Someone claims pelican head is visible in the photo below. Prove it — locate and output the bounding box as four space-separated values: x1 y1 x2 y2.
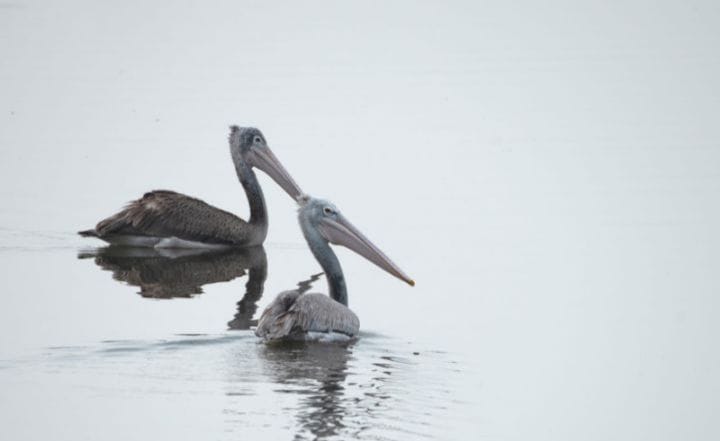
298 195 415 287
229 126 303 199
254 196 413 341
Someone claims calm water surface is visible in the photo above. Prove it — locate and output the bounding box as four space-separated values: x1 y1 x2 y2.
1 1 720 440
0 238 473 440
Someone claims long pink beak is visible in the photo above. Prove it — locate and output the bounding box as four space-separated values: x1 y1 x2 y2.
249 145 303 200
317 214 415 286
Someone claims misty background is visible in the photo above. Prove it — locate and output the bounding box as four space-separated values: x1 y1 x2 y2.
1 1 719 440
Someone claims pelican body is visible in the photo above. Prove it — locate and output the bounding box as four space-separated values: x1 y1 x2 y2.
255 196 414 342
79 127 301 248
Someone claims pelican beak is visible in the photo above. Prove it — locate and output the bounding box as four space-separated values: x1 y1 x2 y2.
249 146 303 200
317 214 415 286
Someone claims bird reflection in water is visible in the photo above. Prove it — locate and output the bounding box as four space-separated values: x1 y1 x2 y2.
260 342 353 439
80 248 416 439
78 246 267 329
257 337 403 440
253 271 393 439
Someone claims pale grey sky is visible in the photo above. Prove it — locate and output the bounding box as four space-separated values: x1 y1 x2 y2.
1 1 719 440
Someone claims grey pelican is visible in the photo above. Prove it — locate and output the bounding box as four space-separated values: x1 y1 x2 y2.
255 196 414 342
79 126 301 248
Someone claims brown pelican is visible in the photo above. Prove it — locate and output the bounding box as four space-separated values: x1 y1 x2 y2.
79 126 301 248
255 196 414 342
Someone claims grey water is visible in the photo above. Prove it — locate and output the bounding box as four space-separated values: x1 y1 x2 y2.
1 1 720 440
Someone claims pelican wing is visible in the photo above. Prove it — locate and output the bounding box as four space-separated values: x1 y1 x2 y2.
89 190 253 245
256 292 360 341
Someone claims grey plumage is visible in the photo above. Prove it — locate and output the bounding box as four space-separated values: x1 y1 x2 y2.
255 196 413 343
255 291 359 341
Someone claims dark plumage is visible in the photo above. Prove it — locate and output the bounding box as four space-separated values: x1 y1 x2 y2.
81 190 255 246
79 126 302 248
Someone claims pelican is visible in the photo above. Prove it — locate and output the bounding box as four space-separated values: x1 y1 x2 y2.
79 126 301 248
255 196 414 342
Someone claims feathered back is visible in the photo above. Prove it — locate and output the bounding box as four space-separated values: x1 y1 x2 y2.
93 190 256 245
255 292 360 341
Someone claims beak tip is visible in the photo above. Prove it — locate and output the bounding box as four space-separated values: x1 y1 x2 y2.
407 279 415 287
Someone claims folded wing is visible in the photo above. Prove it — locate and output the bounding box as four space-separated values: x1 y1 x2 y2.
84 190 253 246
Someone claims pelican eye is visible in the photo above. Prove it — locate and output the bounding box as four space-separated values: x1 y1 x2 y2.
323 207 334 215
253 136 262 144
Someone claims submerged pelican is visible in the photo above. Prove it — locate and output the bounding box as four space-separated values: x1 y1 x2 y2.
79 126 301 248
255 196 414 342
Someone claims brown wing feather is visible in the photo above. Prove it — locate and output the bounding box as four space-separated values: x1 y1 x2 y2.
256 292 360 341
94 190 253 245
